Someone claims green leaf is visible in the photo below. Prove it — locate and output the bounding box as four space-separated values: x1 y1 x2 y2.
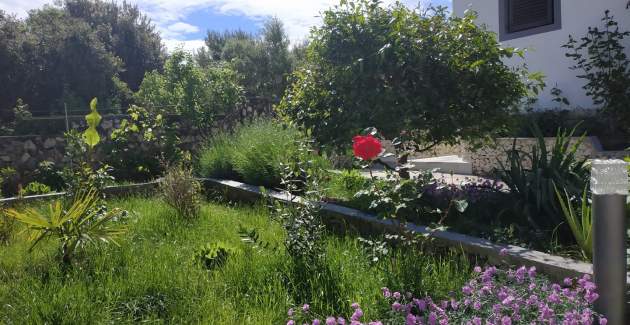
86 98 102 129
453 199 468 213
83 97 102 149
83 128 101 149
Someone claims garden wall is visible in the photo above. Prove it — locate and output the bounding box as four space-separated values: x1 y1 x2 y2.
413 136 627 175
0 97 272 173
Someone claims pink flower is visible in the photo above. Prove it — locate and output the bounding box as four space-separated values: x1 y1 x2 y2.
351 309 363 321
585 290 599 304
417 298 427 311
499 248 508 256
527 266 537 278
406 314 416 325
326 317 337 325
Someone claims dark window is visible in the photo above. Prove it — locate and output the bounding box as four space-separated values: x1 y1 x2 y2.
499 0 561 41
508 0 554 32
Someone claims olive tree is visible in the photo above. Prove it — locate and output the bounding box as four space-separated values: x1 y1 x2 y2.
277 0 541 149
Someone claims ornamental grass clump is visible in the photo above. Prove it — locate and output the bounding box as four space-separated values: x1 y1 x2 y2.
198 119 328 189
288 265 605 325
160 165 202 219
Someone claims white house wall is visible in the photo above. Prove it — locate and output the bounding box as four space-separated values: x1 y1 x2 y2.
452 0 630 110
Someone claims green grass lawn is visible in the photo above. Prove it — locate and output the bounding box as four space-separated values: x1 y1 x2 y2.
0 196 472 324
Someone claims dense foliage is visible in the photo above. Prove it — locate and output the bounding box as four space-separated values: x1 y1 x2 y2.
136 50 245 128
197 18 295 101
0 0 164 122
564 10 630 135
277 1 536 148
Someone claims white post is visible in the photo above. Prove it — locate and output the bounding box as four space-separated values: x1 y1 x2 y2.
591 159 627 325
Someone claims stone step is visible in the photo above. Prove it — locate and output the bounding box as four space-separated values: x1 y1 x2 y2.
408 155 473 175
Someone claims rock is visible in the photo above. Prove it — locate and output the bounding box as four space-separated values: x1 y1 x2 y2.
0 155 11 162
101 120 113 130
23 140 37 152
20 152 31 164
43 138 56 149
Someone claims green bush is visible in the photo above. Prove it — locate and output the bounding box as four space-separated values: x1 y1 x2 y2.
199 120 330 188
198 132 237 179
135 51 244 128
564 10 630 135
19 182 52 197
230 120 301 187
325 170 367 201
277 1 537 148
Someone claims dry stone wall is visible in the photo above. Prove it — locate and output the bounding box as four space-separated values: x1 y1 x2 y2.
0 97 272 173
412 136 626 175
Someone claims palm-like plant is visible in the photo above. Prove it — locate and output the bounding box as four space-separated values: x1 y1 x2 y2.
6 188 126 264
554 184 592 260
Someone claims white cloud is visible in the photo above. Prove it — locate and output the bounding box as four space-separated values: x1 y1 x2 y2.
159 21 201 41
0 0 49 17
167 22 200 34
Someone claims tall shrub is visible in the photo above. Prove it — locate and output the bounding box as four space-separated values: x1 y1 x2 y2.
564 10 630 134
277 1 538 148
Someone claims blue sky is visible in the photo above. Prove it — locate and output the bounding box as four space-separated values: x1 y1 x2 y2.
0 0 451 51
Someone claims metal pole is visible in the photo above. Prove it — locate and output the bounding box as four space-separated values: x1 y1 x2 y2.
591 159 627 325
64 102 69 133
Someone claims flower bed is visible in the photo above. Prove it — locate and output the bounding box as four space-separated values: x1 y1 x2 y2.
288 267 606 324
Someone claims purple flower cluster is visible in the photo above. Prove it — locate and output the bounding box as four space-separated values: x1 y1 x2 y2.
286 302 382 325
424 177 505 205
287 265 606 325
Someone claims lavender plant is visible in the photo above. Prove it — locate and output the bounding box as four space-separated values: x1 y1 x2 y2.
287 265 606 325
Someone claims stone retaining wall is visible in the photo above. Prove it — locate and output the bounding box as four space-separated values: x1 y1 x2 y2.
413 136 627 175
0 97 272 173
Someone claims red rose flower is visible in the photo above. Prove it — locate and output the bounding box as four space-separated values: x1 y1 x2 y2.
353 135 382 161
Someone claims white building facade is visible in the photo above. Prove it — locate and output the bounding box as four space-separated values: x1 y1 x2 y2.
452 0 630 110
